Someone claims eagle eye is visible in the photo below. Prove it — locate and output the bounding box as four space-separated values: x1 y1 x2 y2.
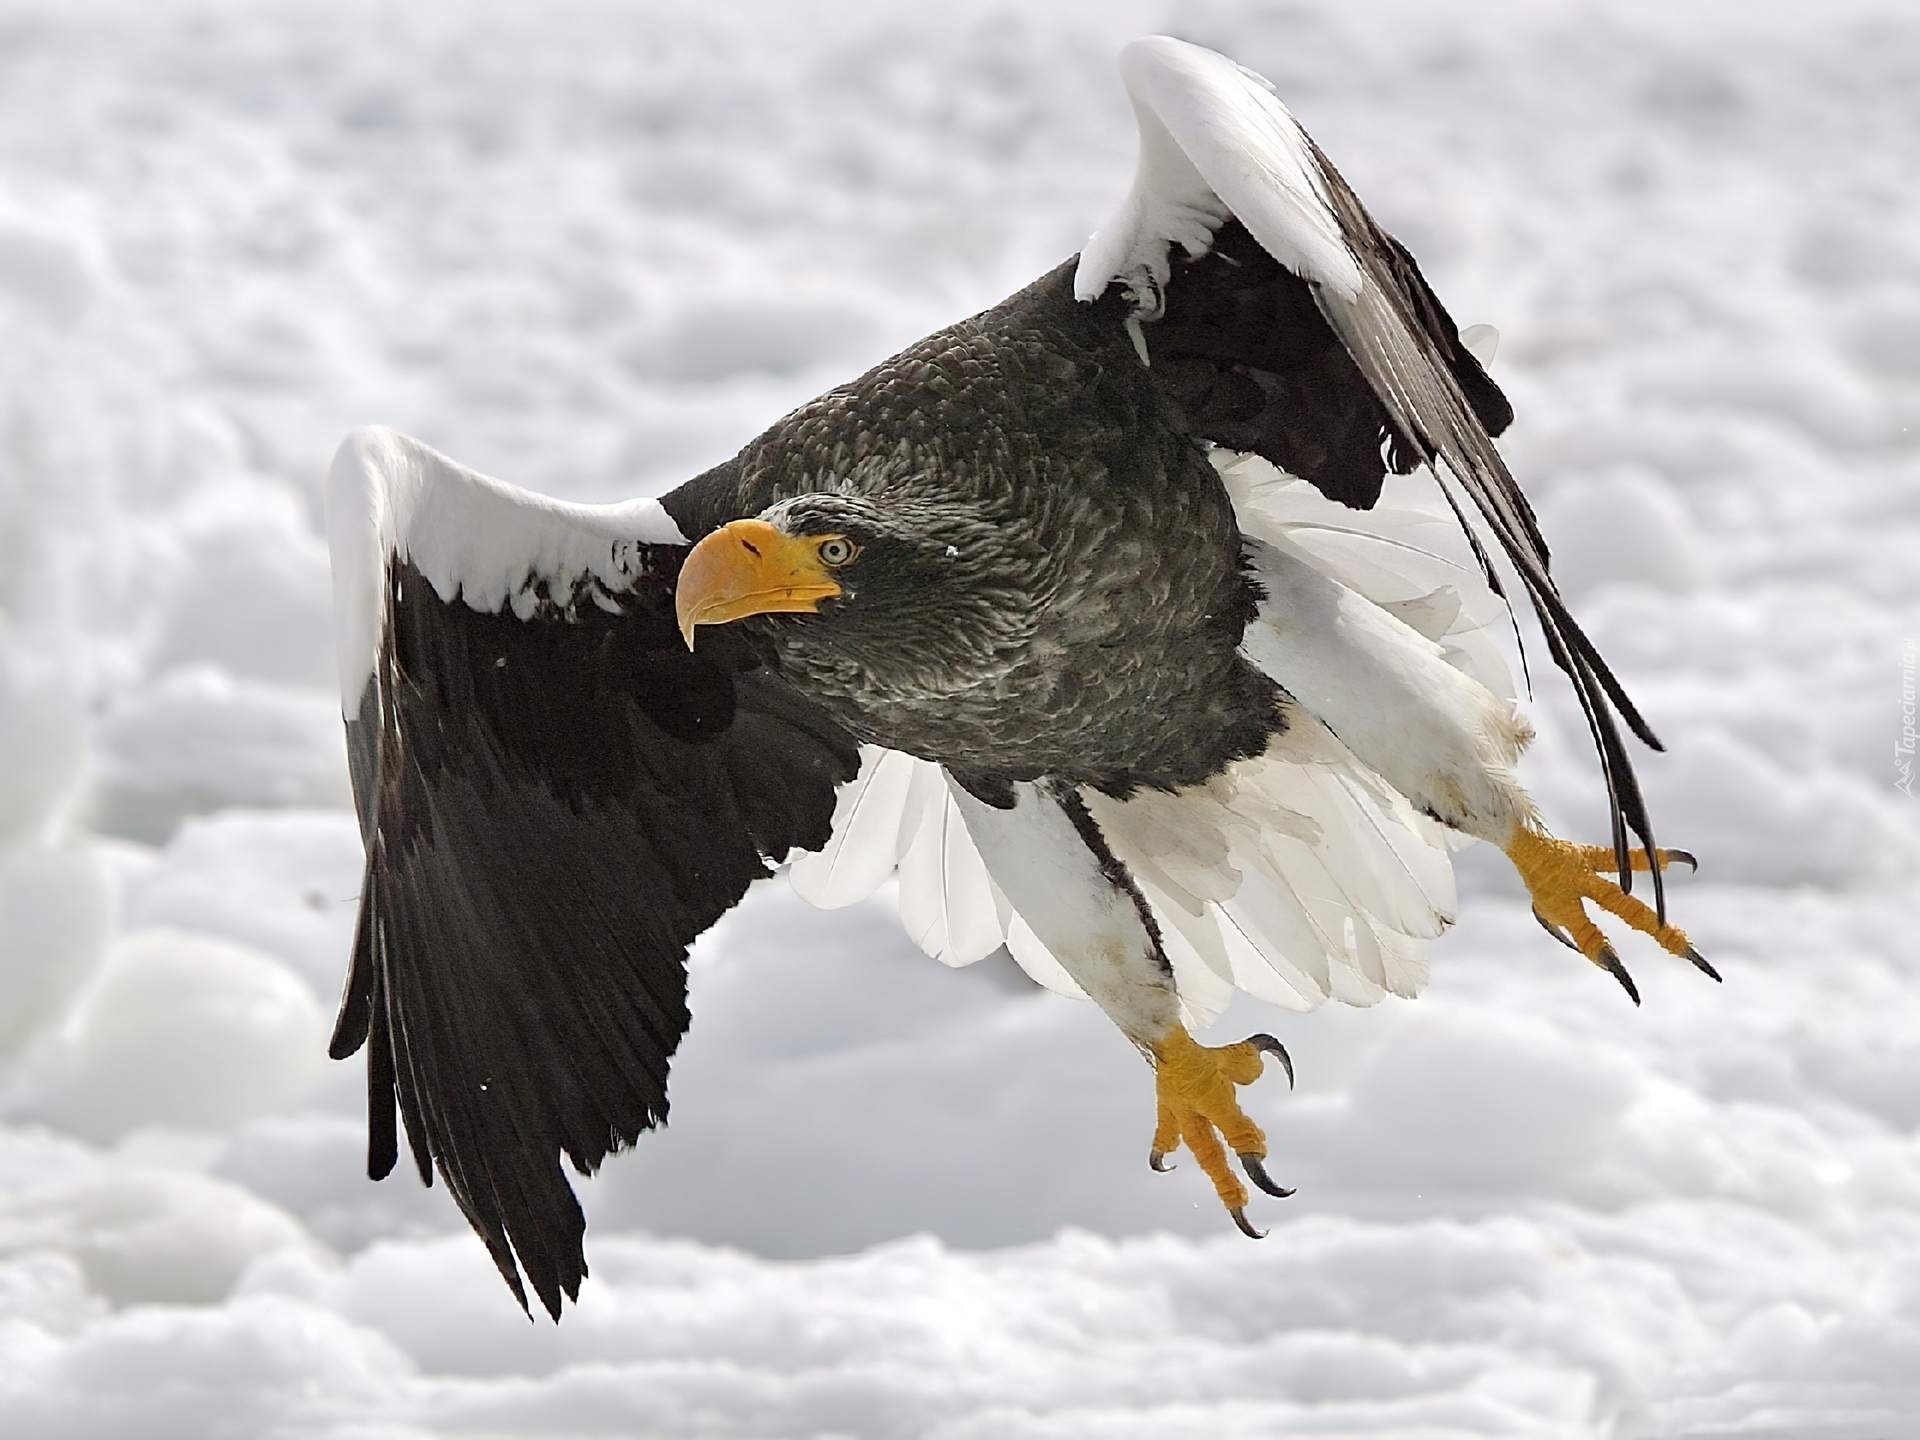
816 536 858 567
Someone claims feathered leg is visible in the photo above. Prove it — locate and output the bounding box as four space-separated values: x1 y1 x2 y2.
952 779 1297 1236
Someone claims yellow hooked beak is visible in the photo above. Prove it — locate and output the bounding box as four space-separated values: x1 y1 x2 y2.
675 519 845 649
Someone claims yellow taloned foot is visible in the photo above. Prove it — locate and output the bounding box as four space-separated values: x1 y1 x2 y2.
1504 826 1717 1004
1150 1025 1295 1238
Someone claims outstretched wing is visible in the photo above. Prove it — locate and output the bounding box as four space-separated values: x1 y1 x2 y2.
326 428 858 1318
1076 36 1667 913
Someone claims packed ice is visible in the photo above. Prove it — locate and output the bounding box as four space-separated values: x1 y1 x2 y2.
1 0 1917 1435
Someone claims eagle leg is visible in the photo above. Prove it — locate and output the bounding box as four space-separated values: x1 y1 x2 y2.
1149 1025 1295 1237
1505 828 1716 995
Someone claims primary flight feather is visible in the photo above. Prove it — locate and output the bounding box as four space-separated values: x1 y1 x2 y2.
326 37 1710 1320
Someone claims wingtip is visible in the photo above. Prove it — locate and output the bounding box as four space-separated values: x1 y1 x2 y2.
326 1027 367 1063
529 1255 586 1324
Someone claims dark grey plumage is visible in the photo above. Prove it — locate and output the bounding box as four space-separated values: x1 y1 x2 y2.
661 262 1283 802
658 242 1515 805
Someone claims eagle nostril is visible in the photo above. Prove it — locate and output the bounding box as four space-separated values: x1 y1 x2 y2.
741 539 760 557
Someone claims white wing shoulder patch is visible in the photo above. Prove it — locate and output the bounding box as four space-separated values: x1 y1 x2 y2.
326 426 686 712
1076 36 1362 305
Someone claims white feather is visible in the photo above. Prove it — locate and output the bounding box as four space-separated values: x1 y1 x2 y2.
1004 915 1090 1001
1237 826 1394 1008
1210 896 1325 1012
787 749 1025 973
789 746 920 908
1240 752 1454 942
897 779 1010 967
1138 877 1237 1030
950 782 1176 1044
795 729 1454 1020
792 748 1017 970
1374 925 1431 1001
890 758 947 945
1237 533 1532 844
1216 449 1517 700
1085 708 1456 1015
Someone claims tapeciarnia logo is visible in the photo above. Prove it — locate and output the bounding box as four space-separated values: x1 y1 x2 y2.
1899 638 1916 798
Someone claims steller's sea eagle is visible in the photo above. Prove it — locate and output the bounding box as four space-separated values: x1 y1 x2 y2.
325 37 1712 1319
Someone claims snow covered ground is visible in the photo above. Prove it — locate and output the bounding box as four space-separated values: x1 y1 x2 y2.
1 0 1918 1434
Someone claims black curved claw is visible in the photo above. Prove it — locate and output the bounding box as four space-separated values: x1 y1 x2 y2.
1533 908 1581 953
1664 848 1699 874
1230 1206 1268 1240
1683 944 1722 983
1596 943 1641 1005
1148 1149 1176 1173
1246 1033 1295 1089
1238 1152 1295 1199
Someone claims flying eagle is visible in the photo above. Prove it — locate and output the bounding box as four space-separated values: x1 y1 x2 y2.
325 37 1711 1319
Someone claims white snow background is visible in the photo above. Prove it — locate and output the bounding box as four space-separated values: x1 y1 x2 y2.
1 0 1918 1435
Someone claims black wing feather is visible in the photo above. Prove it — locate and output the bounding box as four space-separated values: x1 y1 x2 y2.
333 555 858 1318
1143 189 1665 918
1301 144 1666 916
1147 217 1511 510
